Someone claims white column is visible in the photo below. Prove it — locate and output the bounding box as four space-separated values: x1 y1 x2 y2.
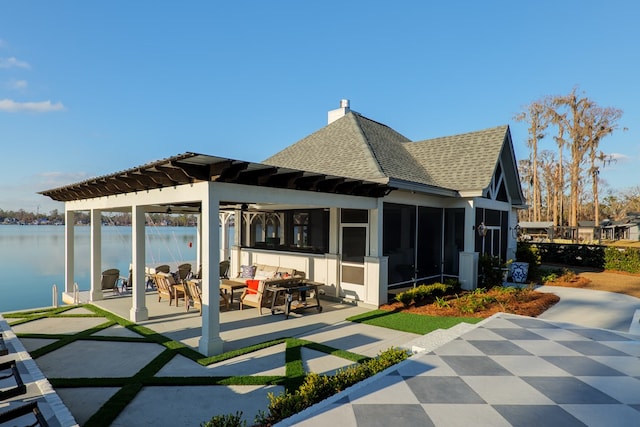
90 209 102 301
65 209 75 294
196 213 202 274
199 186 224 356
231 209 242 276
329 208 340 297
463 200 476 252
130 205 148 321
460 200 478 290
368 201 387 305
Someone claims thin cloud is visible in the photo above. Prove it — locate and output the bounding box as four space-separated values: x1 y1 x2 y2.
0 99 65 113
0 56 30 69
7 79 28 89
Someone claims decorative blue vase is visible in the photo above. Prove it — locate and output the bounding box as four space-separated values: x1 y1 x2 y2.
510 262 529 283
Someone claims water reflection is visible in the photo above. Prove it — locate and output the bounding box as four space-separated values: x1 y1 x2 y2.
0 225 198 312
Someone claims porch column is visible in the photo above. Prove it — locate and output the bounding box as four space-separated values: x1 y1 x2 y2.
130 205 148 321
328 208 340 298
90 209 102 301
196 214 202 275
199 186 224 356
459 201 478 290
231 208 242 276
368 201 387 306
64 209 75 294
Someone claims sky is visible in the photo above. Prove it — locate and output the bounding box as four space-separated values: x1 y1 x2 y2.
1 1 639 214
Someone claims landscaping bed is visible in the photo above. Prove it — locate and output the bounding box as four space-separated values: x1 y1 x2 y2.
381 286 560 318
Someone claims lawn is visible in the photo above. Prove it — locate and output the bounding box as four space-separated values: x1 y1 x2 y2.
346 310 482 334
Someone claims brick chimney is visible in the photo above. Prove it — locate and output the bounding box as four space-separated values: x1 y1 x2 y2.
327 99 350 124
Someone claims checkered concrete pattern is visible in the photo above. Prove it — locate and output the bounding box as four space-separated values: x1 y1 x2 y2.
288 313 640 427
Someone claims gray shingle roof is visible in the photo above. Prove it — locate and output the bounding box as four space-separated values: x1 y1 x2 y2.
264 112 510 194
406 125 509 191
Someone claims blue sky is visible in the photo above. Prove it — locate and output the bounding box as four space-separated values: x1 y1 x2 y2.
1 1 639 213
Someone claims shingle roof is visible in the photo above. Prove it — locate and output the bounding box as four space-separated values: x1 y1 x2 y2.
406 125 509 191
264 112 509 193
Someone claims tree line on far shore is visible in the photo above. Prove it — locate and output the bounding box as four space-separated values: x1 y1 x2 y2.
0 208 198 226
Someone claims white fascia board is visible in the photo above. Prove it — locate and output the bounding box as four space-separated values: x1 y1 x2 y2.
458 189 485 198
64 181 379 212
387 179 458 197
212 182 378 209
64 181 209 212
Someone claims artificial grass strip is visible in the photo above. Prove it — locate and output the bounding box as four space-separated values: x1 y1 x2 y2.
2 306 76 318
347 310 482 334
84 382 143 427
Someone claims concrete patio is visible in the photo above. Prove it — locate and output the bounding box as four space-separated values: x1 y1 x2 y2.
2 285 640 426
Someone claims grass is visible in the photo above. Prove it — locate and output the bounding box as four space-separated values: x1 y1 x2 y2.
346 310 482 334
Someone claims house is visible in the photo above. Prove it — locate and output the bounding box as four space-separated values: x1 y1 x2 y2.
518 221 554 242
601 214 640 241
40 100 526 356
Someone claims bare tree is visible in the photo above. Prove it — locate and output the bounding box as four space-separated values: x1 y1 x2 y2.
518 159 533 221
538 150 557 221
549 88 622 228
515 100 548 222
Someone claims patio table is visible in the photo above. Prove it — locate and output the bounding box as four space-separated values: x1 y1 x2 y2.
220 279 248 305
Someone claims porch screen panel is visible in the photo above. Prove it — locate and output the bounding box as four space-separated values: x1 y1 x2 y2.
417 207 442 282
342 227 366 263
443 208 464 276
383 203 416 286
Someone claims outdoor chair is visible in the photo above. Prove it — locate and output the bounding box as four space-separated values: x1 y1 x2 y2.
164 272 188 307
119 265 133 293
153 273 177 305
101 269 120 295
219 260 230 279
154 264 171 274
177 263 192 281
146 264 170 290
239 279 275 314
185 280 229 315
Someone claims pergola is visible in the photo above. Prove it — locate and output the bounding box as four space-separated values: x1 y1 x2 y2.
41 152 392 356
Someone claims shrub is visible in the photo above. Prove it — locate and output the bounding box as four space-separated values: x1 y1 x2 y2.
201 411 246 427
257 348 409 425
478 254 504 288
395 290 415 306
394 283 453 306
604 246 640 273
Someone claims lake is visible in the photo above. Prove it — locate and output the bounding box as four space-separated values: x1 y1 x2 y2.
0 225 202 313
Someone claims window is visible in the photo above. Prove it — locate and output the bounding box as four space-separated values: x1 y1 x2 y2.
241 209 329 253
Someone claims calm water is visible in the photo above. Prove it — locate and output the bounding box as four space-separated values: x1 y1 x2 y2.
0 225 200 313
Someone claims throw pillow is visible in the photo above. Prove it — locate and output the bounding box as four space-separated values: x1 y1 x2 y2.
246 279 260 294
240 265 256 279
